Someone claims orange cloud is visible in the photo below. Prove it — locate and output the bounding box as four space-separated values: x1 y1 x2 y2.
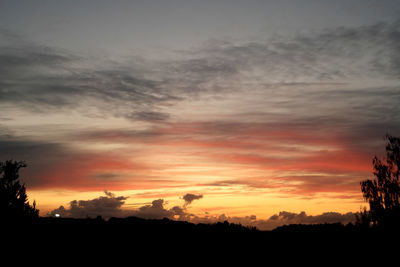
24 121 377 201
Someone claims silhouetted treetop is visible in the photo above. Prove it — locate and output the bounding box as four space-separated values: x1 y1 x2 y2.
0 160 39 221
360 134 400 227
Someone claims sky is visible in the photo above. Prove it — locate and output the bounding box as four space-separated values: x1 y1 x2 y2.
1 0 400 230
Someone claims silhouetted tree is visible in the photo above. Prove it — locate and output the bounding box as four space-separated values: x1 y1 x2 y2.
355 207 371 229
0 160 39 221
360 135 400 227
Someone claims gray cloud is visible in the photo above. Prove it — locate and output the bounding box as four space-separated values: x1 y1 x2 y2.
182 193 203 207
72 128 162 143
254 211 357 230
50 190 127 218
50 193 193 220
1 21 400 123
132 199 177 220
0 30 177 122
125 111 170 122
49 191 357 230
191 20 400 82
2 21 400 197
189 211 357 231
0 130 152 190
0 134 72 187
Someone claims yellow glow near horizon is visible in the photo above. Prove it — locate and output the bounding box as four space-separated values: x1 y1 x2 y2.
30 186 365 220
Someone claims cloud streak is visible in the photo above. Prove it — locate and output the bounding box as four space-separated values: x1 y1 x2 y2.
2 21 400 119
191 21 400 82
0 29 177 122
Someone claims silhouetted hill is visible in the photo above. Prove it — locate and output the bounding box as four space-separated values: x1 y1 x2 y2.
5 215 398 238
27 216 259 244
33 215 257 231
3 216 400 260
272 222 350 233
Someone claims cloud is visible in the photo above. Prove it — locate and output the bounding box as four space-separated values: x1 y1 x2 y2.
253 211 357 230
49 190 127 218
1 112 392 194
191 20 400 82
3 21 399 120
0 30 177 122
1 20 399 148
125 111 170 122
182 193 203 207
49 191 357 230
0 135 72 187
188 210 357 231
130 194 203 219
60 118 395 195
50 193 195 220
132 199 176 219
2 21 400 198
0 131 155 190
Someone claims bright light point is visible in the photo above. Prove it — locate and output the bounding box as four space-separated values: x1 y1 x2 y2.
55 214 60 218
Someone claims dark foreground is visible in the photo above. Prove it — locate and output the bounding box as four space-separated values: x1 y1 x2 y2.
2 216 399 261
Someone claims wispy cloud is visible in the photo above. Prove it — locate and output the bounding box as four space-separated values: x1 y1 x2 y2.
189 21 400 82
1 21 400 125
1 20 400 205
0 30 177 122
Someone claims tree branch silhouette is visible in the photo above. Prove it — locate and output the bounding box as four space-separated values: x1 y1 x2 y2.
360 134 400 228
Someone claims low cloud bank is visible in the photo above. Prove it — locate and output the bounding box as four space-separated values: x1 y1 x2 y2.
50 190 128 218
49 192 357 230
49 191 202 220
194 211 357 230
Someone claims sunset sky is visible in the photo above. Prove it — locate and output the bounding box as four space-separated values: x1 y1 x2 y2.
1 0 400 229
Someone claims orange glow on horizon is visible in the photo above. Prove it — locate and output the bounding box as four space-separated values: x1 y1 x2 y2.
24 122 374 222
